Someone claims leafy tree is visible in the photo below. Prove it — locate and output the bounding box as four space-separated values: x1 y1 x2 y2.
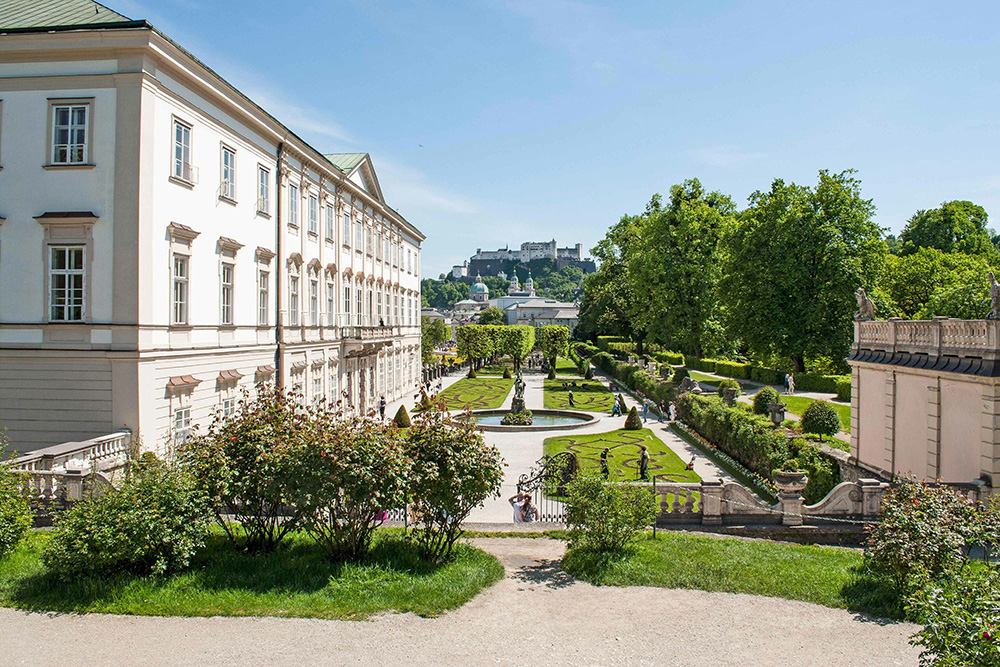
420 278 469 310
421 316 448 363
898 199 995 258
538 325 571 370
497 324 535 370
718 170 886 372
917 273 991 319
800 401 840 442
576 216 642 342
627 180 736 356
477 306 506 326
456 325 497 370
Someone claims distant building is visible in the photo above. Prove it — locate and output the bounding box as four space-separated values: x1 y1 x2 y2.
503 298 579 331
453 239 596 278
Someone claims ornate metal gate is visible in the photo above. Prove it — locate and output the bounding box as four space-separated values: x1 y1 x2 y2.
516 452 579 523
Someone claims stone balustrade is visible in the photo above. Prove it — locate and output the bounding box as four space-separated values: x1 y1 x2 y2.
9 429 132 473
854 317 1000 360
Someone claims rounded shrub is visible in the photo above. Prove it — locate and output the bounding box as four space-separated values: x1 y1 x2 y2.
800 401 841 441
752 386 780 415
0 464 32 559
716 378 741 398
565 475 658 553
624 406 643 431
393 405 412 428
43 464 211 579
502 367 512 379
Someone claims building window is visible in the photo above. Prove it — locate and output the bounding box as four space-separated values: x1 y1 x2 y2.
172 254 189 325
356 284 362 325
375 232 382 260
366 228 372 256
355 221 363 248
312 375 323 406
258 270 269 325
173 406 192 445
394 294 399 323
288 184 299 227
344 284 350 324
384 236 390 262
49 245 85 321
221 396 236 419
221 145 236 200
329 369 338 401
257 166 270 213
343 212 351 245
308 195 318 235
326 204 334 240
407 249 412 273
221 263 234 325
289 275 300 326
51 104 88 164
377 291 382 322
309 279 318 326
326 282 335 326
172 119 193 182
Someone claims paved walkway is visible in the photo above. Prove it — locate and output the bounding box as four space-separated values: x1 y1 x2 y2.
0 538 921 666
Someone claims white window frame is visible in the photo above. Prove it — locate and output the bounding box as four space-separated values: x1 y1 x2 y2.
308 195 319 235
220 145 236 201
344 284 350 323
172 118 195 183
51 103 89 165
258 269 269 326
326 282 335 326
325 203 334 240
221 396 236 419
48 245 86 322
172 254 189 325
343 212 351 246
289 273 300 326
355 220 363 249
172 405 192 446
288 184 299 228
221 262 234 325
309 278 318 326
312 375 323 407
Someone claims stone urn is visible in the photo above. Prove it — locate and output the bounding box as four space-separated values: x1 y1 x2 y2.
772 470 809 494
722 386 738 406
767 401 786 427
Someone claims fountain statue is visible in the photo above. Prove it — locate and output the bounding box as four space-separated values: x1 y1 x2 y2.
511 370 526 414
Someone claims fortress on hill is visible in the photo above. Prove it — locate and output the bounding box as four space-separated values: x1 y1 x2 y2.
450 239 596 279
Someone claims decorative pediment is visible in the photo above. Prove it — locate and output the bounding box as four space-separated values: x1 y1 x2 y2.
167 374 201 394
307 258 322 274
255 364 276 379
217 236 245 256
167 222 200 243
287 252 303 268
325 262 337 276
256 246 276 262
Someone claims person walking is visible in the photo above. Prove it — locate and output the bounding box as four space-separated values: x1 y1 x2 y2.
638 445 650 481
788 373 795 396
669 401 677 422
783 373 790 395
642 398 649 422
600 447 610 479
567 389 575 407
658 400 666 423
379 395 386 420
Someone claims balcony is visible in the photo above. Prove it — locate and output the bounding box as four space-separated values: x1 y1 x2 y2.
850 318 1000 376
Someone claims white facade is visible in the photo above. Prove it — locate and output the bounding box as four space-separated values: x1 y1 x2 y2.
0 20 423 455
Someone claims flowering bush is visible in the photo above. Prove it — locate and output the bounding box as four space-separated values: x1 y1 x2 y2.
565 475 658 553
0 461 32 559
43 463 210 578
406 407 505 563
181 385 311 552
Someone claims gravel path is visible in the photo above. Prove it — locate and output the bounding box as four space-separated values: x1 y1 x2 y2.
0 538 920 666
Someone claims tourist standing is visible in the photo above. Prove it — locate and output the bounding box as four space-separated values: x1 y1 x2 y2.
520 495 539 523
783 373 790 394
788 373 795 396
658 400 666 423
509 493 528 523
642 398 649 422
379 395 386 420
669 401 677 421
600 448 610 479
568 389 575 407
639 445 650 481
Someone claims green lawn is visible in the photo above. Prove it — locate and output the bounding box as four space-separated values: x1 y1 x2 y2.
687 370 757 392
477 364 514 376
0 530 504 620
556 357 580 375
779 395 851 433
544 428 700 483
544 378 614 412
562 532 901 618
436 377 514 410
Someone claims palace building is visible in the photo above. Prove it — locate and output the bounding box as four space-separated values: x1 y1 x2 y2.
0 1 424 456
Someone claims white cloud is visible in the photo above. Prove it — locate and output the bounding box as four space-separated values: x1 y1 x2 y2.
240 86 354 145
375 158 478 217
688 145 767 167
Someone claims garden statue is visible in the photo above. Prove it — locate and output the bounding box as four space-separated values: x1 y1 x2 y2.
677 376 703 395
989 272 1000 320
853 287 876 321
722 386 738 405
768 401 786 427
511 370 526 414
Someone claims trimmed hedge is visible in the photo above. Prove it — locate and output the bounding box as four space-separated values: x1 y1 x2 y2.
686 357 717 373
591 351 674 404
677 394 839 503
652 351 685 366
574 342 599 358
699 357 849 397
835 378 851 402
714 360 751 379
795 373 847 394
749 366 785 386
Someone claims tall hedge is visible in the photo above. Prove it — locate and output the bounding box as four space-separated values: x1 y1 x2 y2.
714 360 751 379
686 357 717 373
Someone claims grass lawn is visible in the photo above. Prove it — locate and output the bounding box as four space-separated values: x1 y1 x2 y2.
779 395 851 433
0 530 503 620
544 428 700 484
687 370 756 392
477 364 514 376
556 357 580 375
544 378 614 412
562 532 901 619
435 377 514 410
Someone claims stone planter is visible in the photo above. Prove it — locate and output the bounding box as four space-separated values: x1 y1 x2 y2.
722 387 738 405
772 470 809 494
767 401 786 427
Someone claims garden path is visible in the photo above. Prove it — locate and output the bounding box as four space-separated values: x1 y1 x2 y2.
0 538 921 666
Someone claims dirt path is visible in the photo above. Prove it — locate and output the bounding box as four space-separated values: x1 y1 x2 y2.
0 538 920 666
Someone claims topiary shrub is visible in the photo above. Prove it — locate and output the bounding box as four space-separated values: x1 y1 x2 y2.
716 378 741 398
584 365 594 380
502 367 512 379
43 464 210 578
565 475 658 553
673 367 689 384
0 463 32 560
624 407 642 430
800 401 841 441
752 386 781 415
419 391 433 411
393 405 412 428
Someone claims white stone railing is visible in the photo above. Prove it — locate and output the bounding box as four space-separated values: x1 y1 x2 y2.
855 318 1000 359
8 430 132 473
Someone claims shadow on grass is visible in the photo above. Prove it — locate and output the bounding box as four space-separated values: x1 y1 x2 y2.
838 567 906 622
511 558 576 590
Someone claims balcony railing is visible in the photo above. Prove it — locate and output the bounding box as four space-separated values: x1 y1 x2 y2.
9 430 132 473
855 318 1000 360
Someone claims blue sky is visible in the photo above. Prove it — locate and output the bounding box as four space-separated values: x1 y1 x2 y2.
115 0 1000 277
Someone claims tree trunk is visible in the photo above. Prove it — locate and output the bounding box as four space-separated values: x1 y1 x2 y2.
792 355 805 373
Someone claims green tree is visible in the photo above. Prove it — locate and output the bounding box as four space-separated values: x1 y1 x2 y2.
497 324 535 370
718 170 886 372
576 217 641 342
898 200 995 258
477 306 506 326
421 316 448 363
538 325 571 372
627 180 736 356
456 325 498 370
882 247 993 318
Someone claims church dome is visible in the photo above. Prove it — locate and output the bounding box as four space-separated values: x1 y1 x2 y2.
470 273 489 294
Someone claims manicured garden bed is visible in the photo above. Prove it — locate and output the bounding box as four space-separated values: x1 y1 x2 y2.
562 531 901 618
778 395 851 433
0 529 503 619
544 428 700 483
435 377 514 410
543 378 614 412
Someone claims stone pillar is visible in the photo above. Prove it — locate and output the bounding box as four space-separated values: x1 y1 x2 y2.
883 371 896 473
980 382 1000 490
859 478 887 518
850 366 860 459
700 479 723 525
926 381 941 480
774 471 808 526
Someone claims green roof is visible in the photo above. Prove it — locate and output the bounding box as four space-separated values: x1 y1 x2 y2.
323 153 367 174
0 0 132 30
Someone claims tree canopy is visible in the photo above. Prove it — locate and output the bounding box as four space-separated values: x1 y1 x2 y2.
477 306 506 326
898 200 994 258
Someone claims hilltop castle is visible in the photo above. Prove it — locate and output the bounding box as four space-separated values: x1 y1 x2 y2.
450 239 595 279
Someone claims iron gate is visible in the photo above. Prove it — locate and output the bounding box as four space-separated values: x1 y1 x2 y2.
516 451 578 523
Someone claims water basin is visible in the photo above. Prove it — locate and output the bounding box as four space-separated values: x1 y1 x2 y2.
467 409 598 431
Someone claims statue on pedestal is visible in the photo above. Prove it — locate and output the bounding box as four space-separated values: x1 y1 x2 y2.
988 272 1000 320
853 288 876 321
511 370 526 414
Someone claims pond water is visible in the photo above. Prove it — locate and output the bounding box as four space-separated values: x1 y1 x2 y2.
471 411 591 427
